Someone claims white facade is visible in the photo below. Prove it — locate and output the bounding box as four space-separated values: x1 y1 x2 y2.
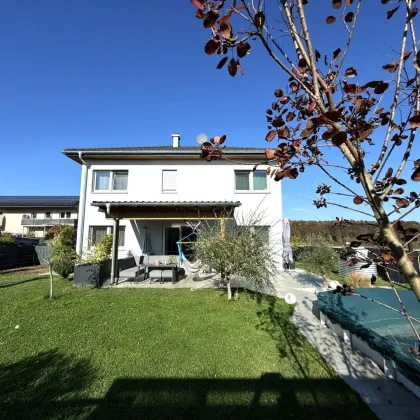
67 144 283 269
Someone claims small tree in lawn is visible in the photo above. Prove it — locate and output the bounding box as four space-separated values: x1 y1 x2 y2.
192 211 277 300
189 0 420 300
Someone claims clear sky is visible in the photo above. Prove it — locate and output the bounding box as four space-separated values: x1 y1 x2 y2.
0 1 417 221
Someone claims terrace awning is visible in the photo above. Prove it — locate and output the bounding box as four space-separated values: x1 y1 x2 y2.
91 200 241 220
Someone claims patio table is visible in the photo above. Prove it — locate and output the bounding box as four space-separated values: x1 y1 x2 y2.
143 263 178 284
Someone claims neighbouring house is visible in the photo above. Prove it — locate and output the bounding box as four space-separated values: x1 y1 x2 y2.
0 196 79 238
62 134 283 283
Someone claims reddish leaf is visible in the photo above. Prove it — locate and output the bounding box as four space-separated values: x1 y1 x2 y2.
387 6 399 19
381 252 395 263
212 135 226 146
345 0 354 5
395 178 407 185
300 128 314 138
322 110 342 122
408 115 420 128
237 42 251 58
343 82 357 94
382 60 399 74
272 117 285 128
277 127 290 139
218 14 232 24
346 258 358 266
405 227 419 235
290 82 298 92
403 50 413 61
204 10 220 28
315 50 321 61
274 89 284 98
409 6 418 19
344 12 354 22
308 101 316 112
219 21 232 39
298 57 307 73
396 198 409 208
216 56 229 69
332 0 342 9
326 16 336 24
265 149 276 159
279 96 290 104
322 128 338 140
344 67 357 77
286 112 296 122
228 58 237 77
374 82 389 94
254 11 265 29
236 59 244 75
196 10 205 19
204 39 220 55
385 167 393 178
375 108 384 114
412 167 420 182
265 167 271 176
265 130 276 142
284 167 299 179
394 188 404 195
332 132 347 146
353 196 364 205
333 48 341 61
190 0 205 10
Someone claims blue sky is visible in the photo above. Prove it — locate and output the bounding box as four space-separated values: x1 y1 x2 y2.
0 1 417 221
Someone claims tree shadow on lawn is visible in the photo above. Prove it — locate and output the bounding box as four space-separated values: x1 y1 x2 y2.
0 351 97 420
0 349 374 419
0 276 47 289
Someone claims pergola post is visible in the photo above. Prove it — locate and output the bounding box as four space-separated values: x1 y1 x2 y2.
110 218 120 285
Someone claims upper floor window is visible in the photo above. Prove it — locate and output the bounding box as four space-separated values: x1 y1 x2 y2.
60 211 72 219
45 212 51 219
162 170 177 193
235 170 268 192
31 212 37 219
93 170 128 192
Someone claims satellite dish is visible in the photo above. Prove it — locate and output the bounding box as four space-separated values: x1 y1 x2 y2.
284 293 297 305
196 133 208 145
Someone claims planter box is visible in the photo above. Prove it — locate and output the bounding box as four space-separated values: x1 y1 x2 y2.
73 259 112 287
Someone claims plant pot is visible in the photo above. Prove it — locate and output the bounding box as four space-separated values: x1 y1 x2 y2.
73 259 112 287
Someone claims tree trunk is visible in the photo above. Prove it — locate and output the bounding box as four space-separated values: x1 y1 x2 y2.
226 277 232 301
383 223 420 301
49 263 54 300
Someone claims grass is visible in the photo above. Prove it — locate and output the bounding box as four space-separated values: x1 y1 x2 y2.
296 261 410 290
0 272 375 419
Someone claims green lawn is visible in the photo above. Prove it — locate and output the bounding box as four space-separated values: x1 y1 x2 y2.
0 272 375 419
296 261 410 290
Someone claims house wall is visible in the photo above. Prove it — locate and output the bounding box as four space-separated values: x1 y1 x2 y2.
0 207 78 236
79 159 283 268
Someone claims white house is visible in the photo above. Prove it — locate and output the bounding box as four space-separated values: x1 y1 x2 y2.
62 134 283 282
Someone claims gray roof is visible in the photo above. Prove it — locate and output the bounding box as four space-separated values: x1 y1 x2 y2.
0 196 79 207
63 146 264 153
62 145 265 163
91 200 241 208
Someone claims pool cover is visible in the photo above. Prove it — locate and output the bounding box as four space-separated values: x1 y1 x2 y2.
317 288 420 386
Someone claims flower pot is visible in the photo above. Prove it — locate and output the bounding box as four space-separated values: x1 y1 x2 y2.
73 259 112 287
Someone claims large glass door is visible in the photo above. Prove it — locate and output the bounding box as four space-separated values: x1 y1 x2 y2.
164 227 180 255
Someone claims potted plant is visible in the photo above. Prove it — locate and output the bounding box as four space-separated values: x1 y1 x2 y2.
74 234 113 287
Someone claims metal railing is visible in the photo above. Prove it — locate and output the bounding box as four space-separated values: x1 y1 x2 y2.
21 218 76 226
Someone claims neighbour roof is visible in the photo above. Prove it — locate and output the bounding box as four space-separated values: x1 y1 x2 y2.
62 146 265 163
0 196 79 208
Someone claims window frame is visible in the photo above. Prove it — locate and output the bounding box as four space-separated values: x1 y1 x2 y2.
45 212 52 219
92 170 129 193
162 169 178 194
89 225 126 248
234 170 269 193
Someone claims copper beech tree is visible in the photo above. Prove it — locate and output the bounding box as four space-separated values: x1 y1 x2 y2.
190 0 420 300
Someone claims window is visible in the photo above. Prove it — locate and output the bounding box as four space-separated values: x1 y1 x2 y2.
66 212 71 218
60 212 65 218
31 212 37 219
162 170 177 193
90 225 126 247
234 170 268 192
93 170 128 192
89 226 108 245
45 212 51 219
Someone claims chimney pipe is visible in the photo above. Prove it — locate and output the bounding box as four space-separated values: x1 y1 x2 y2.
172 133 180 148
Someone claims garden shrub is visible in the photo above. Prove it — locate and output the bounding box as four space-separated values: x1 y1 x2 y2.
346 272 371 288
0 232 15 245
52 246 78 279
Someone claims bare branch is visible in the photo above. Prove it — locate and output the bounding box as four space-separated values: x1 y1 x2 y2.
325 201 374 218
372 1 413 179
